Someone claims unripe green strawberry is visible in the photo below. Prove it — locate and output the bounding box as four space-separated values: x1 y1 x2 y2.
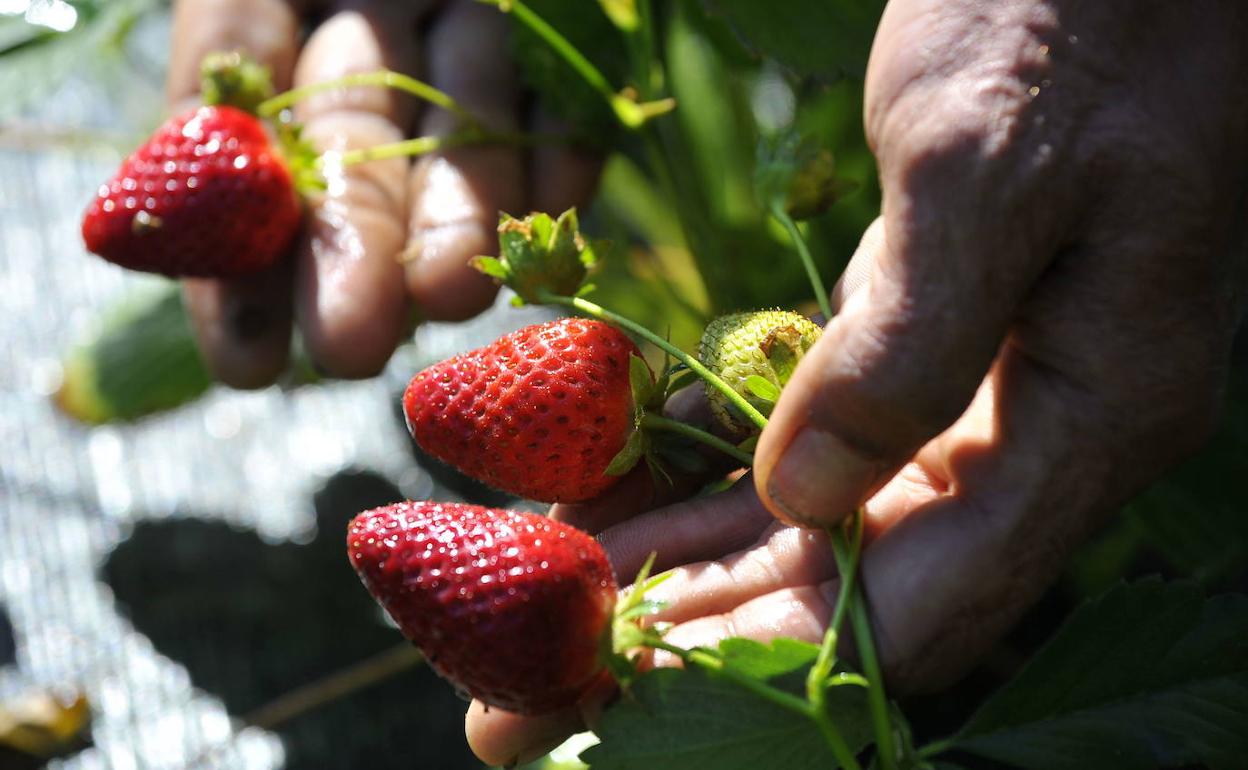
698 310 822 432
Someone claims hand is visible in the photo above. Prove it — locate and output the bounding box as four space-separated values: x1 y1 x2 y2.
167 0 599 387
465 0 1248 764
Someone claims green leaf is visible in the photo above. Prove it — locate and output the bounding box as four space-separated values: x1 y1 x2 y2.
743 374 780 404
597 0 638 31
717 637 819 681
700 0 885 82
945 579 1248 769
470 255 509 280
1124 371 1248 583
605 428 647 476
583 663 870 770
628 353 655 406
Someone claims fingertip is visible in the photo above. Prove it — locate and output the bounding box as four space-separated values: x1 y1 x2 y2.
402 217 501 322
464 700 584 768
182 268 293 390
754 425 886 528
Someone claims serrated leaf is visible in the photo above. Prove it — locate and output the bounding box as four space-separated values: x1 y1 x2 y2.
700 0 884 82
717 637 819 681
945 579 1248 769
583 663 870 770
744 374 780 403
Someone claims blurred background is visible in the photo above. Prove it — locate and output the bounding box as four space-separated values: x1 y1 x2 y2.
2 1 1245 769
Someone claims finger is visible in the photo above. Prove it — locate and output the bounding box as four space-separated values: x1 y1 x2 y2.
828 216 882 315
182 260 295 388
170 0 303 386
527 109 603 213
167 0 302 107
464 667 615 767
290 4 424 377
405 0 525 321
650 585 834 669
643 522 836 627
753 153 1062 527
465 701 584 768
594 478 774 583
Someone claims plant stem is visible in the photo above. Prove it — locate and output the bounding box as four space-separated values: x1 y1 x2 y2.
640 413 752 465
851 585 898 770
324 130 551 168
915 737 955 759
537 291 769 431
646 640 863 770
244 643 423 729
807 514 862 708
476 0 671 129
772 203 832 320
257 71 477 127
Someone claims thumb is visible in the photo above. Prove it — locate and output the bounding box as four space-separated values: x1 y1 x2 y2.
753 215 1028 527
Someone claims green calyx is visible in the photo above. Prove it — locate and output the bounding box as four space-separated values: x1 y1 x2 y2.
755 131 857 221
200 51 275 114
699 310 822 433
602 552 674 688
473 208 598 305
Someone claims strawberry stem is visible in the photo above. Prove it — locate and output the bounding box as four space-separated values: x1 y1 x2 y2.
807 511 863 709
244 643 424 728
322 130 558 169
537 291 769 431
477 0 674 129
640 413 753 466
771 202 833 321
256 70 479 128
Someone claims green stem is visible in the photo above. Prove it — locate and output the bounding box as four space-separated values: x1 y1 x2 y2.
325 130 551 168
640 413 752 466
851 584 898 770
537 291 769 431
257 71 477 127
915 737 955 760
807 514 862 707
477 0 671 129
646 641 863 770
772 203 832 320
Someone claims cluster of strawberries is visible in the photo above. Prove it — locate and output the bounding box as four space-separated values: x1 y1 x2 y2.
80 54 822 715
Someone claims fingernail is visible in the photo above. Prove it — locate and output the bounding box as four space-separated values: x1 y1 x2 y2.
765 427 879 527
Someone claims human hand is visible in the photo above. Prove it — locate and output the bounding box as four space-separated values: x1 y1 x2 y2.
464 0 1248 764
167 0 599 387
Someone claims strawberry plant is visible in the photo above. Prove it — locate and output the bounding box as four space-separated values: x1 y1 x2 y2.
55 0 1248 767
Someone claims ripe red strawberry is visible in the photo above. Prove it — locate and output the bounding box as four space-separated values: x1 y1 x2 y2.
347 501 617 714
404 318 647 503
81 104 300 277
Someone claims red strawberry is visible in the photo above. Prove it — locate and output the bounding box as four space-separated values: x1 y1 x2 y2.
347 501 617 714
404 318 647 503
81 105 300 277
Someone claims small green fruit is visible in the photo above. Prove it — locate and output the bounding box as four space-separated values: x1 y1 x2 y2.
698 310 822 432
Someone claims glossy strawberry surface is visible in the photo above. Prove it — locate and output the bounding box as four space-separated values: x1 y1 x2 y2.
81 105 300 277
404 318 643 503
347 501 617 714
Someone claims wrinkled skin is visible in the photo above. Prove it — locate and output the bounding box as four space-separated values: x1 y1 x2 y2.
168 0 599 386
466 1 1248 765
